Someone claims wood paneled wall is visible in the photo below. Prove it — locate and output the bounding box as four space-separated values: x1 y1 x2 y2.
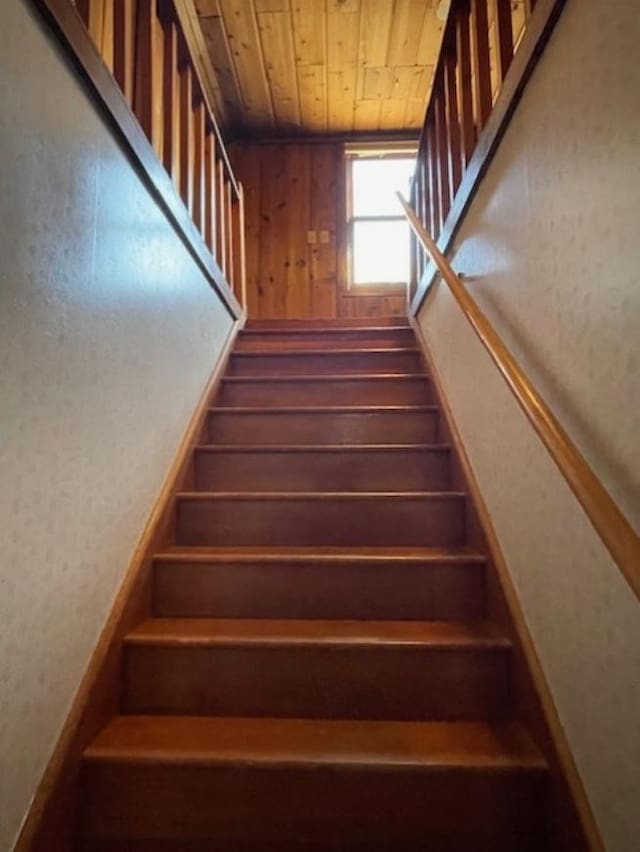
230 141 407 320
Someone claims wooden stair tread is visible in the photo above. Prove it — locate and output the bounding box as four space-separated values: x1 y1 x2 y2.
176 490 466 500
209 404 439 413
240 326 413 335
153 545 486 563
232 347 421 356
125 619 509 649
194 443 450 453
85 717 546 772
221 373 429 383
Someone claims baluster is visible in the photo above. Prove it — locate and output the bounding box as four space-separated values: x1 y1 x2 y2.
434 85 451 227
204 129 217 254
114 0 136 106
178 63 194 214
225 180 234 289
470 0 492 131
216 161 227 277
444 41 462 198
427 117 440 240
133 0 159 146
232 186 246 306
456 0 475 169
493 0 514 82
161 11 180 186
192 99 206 233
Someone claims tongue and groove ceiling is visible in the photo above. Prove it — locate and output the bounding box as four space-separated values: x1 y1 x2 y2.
193 0 446 137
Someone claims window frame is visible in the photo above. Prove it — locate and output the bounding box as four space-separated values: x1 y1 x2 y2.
345 146 417 293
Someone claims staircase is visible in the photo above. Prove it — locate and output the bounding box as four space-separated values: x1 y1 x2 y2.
77 319 553 851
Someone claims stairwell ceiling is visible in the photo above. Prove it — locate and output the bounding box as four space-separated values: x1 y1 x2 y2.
194 0 445 138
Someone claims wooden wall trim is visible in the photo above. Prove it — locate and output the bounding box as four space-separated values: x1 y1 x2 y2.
30 0 243 321
410 0 566 313
410 316 606 852
13 318 243 852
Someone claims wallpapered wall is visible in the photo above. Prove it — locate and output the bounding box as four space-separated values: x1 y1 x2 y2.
0 2 234 848
418 1 640 849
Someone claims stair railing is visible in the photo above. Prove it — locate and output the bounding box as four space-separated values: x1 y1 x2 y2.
34 0 246 313
407 0 565 307
398 194 640 602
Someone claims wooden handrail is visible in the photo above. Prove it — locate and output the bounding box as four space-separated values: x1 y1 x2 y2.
398 193 640 602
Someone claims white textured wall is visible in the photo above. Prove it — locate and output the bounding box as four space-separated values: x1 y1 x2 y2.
418 2 640 850
0 2 234 849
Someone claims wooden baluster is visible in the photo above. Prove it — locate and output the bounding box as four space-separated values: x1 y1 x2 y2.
161 13 180 187
152 0 164 161
470 0 492 131
178 63 194 215
134 0 161 150
76 0 102 48
101 1 115 70
444 42 462 198
114 0 136 106
434 85 451 227
232 185 247 307
427 117 440 240
216 160 227 277
456 1 475 169
493 0 514 83
192 99 206 233
225 180 234 289
204 129 217 254
419 158 430 275
412 176 422 283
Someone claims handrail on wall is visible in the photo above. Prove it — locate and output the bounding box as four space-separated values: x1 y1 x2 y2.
63 0 246 309
398 194 640 602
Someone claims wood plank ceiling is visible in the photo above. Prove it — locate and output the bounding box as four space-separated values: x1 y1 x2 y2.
193 0 447 138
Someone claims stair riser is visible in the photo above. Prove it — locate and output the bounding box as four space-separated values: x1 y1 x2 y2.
235 330 416 350
124 644 510 720
175 496 466 547
152 561 486 620
217 378 432 407
194 449 451 491
80 763 547 851
228 351 423 375
208 410 440 444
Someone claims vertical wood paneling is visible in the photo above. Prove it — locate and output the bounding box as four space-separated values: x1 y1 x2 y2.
233 142 408 320
310 145 339 319
232 145 261 318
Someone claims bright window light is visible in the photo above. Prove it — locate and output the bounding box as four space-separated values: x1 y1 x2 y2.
349 155 415 287
353 220 410 285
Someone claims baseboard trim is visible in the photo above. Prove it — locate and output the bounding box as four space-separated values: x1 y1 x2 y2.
410 315 605 852
13 316 243 852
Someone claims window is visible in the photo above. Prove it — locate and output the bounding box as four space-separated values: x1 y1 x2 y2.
347 151 416 289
